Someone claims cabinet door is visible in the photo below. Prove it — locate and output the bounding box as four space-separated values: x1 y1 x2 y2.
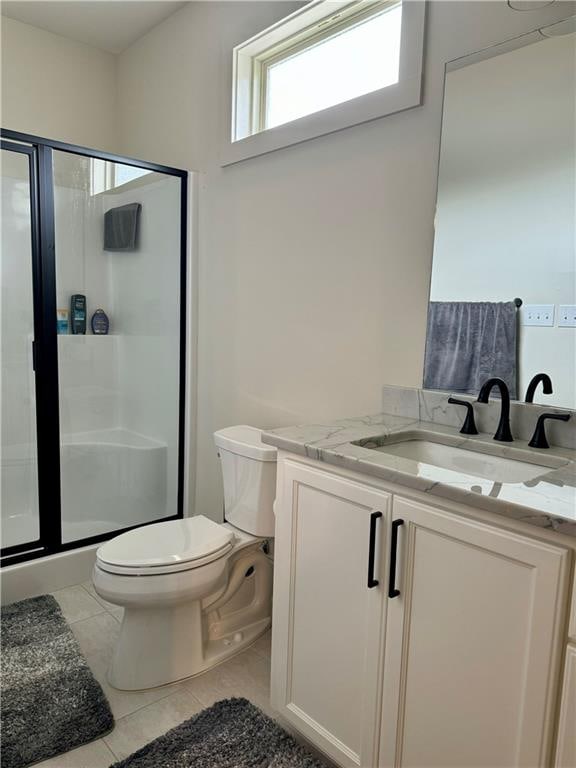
555 644 576 768
271 460 391 768
380 496 570 768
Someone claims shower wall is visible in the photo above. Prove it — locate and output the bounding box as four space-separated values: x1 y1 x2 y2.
105 179 181 520
53 162 182 541
55 180 118 434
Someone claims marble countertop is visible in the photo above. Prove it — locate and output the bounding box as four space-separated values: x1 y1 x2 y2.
262 413 576 538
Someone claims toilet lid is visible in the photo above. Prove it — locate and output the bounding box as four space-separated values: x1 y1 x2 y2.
96 516 234 570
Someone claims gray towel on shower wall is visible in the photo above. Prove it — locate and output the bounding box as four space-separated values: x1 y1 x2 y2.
104 203 141 251
423 301 517 397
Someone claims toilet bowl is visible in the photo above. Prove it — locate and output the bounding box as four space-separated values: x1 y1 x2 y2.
93 426 276 690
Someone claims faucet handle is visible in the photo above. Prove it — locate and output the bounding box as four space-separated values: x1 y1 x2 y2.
528 412 571 449
448 397 479 435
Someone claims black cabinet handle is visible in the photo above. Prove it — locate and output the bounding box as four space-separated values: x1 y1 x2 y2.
388 519 404 598
367 511 382 588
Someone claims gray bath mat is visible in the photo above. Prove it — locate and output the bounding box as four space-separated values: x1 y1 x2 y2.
110 697 327 768
1 594 114 768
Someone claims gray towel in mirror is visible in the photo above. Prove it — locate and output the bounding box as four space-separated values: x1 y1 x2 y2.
423 301 517 397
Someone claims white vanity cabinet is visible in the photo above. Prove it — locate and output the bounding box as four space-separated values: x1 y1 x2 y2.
379 496 568 768
555 644 576 768
270 460 392 768
555 593 576 768
271 456 572 768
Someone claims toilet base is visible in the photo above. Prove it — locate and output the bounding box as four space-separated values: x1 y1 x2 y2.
105 549 273 691
108 601 270 690
197 616 271 677
95 532 274 691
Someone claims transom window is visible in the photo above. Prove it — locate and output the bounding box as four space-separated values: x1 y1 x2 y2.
263 3 402 130
225 0 425 165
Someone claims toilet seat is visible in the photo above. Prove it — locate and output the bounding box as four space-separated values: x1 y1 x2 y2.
96 515 235 576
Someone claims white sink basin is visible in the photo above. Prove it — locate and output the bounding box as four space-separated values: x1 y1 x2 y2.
355 433 567 484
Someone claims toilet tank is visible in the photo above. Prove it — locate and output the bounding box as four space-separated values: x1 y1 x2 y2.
214 426 277 538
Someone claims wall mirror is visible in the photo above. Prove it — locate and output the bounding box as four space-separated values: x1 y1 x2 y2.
424 19 575 409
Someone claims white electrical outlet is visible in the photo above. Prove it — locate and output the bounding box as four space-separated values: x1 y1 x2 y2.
521 304 555 327
558 305 576 328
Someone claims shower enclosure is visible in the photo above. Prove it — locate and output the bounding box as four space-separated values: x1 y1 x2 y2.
1 130 187 566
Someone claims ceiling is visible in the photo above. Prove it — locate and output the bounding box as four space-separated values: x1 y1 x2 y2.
0 1 188 54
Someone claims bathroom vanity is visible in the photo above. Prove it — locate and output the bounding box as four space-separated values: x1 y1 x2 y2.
263 392 576 768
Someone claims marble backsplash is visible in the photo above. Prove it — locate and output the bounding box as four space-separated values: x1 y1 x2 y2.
381 385 576 450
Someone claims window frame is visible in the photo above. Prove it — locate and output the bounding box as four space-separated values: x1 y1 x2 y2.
222 0 426 165
258 0 402 132
90 158 153 195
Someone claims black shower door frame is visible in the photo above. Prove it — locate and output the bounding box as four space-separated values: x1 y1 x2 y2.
1 129 188 567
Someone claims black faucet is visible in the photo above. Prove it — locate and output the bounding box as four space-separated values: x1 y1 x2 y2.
477 378 513 442
525 373 553 403
448 397 478 435
528 412 571 449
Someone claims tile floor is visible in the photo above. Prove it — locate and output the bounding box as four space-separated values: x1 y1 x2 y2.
37 582 273 768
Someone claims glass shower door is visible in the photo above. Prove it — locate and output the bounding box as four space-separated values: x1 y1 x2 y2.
51 150 184 543
1 144 41 552
1 130 186 565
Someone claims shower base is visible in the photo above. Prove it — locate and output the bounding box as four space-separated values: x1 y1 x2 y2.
2 427 169 548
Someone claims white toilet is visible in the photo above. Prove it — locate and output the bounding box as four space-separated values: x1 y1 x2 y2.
92 426 276 691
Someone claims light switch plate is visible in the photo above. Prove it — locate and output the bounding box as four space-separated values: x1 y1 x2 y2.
558 305 576 327
521 304 555 327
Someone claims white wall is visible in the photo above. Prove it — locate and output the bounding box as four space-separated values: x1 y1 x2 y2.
1 16 117 150
116 0 576 520
430 35 576 408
